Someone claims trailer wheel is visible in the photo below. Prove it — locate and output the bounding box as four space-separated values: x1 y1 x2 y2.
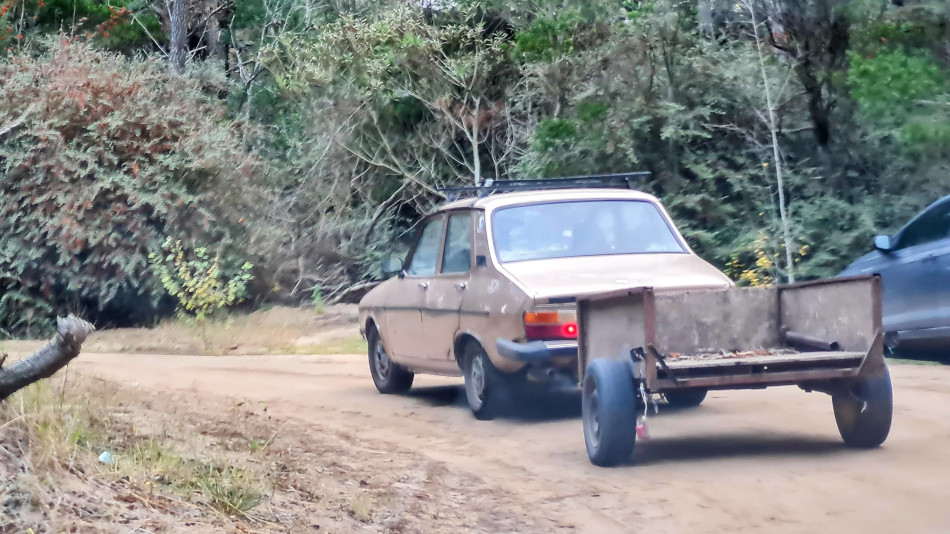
664 389 707 408
833 365 893 448
582 359 638 467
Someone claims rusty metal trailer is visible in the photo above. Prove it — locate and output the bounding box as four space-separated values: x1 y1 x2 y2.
576 275 892 466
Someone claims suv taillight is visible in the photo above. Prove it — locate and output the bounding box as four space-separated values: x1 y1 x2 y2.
524 310 578 340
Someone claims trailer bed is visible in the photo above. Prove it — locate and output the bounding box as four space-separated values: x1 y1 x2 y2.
664 350 865 370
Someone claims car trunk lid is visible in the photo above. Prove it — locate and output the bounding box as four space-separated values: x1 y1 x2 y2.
500 253 733 300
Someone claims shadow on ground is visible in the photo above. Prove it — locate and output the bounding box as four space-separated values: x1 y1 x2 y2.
628 432 863 466
406 386 749 423
407 386 583 421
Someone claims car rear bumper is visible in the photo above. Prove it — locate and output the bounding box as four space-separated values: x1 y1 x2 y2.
496 338 578 362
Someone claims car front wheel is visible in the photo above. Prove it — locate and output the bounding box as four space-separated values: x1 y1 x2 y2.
368 326 414 394
462 343 511 420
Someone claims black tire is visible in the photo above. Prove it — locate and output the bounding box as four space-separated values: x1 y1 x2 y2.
367 327 414 394
582 359 638 467
462 342 511 420
664 388 708 408
833 365 893 448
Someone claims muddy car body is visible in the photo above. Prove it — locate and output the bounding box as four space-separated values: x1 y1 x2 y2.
359 188 733 418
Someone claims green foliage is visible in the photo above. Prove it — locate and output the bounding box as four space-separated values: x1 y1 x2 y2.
0 0 159 54
0 41 256 334
849 46 950 157
848 49 946 121
149 238 254 321
534 118 578 149
511 14 581 62
4 0 950 329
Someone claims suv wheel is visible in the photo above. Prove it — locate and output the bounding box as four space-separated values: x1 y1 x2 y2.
368 327 413 394
463 343 510 420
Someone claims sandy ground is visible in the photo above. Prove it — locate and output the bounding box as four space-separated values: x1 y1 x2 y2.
72 353 950 534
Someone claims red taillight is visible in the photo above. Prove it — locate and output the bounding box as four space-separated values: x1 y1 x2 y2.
561 322 578 338
524 311 578 340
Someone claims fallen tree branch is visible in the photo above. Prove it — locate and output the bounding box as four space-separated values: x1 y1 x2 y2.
327 281 381 305
0 316 95 402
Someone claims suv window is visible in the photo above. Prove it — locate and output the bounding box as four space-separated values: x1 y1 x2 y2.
406 217 444 276
441 213 472 274
898 203 950 249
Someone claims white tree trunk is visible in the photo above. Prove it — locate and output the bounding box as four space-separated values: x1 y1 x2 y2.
748 0 796 283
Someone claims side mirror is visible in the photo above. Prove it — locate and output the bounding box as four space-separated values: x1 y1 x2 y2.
873 235 893 252
381 256 403 276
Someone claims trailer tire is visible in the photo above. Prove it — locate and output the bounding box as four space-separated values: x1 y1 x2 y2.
833 365 893 448
664 388 707 408
582 358 638 467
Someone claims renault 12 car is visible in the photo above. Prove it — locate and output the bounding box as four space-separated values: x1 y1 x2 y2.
358 177 734 419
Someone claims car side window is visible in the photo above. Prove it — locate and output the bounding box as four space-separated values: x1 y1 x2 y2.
898 203 950 249
406 217 444 277
441 213 472 274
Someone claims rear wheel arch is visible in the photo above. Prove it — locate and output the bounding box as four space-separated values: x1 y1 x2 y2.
454 333 482 367
365 317 378 337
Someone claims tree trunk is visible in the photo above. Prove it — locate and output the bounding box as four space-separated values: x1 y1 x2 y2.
170 0 189 73
0 316 95 402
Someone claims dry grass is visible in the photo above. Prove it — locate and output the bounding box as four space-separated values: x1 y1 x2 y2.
1 305 366 357
0 377 269 532
0 369 557 532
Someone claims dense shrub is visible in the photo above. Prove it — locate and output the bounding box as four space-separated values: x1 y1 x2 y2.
0 40 256 334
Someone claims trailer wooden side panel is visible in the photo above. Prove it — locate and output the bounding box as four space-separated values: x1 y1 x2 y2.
577 289 650 381
779 277 882 354
654 287 780 355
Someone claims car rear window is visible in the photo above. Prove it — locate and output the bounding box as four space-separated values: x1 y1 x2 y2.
492 200 685 263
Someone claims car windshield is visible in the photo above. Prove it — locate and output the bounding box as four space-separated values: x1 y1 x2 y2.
492 200 686 263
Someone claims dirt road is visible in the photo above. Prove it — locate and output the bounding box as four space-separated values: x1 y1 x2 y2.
74 353 950 533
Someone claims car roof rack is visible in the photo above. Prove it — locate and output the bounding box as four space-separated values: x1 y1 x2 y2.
438 172 651 202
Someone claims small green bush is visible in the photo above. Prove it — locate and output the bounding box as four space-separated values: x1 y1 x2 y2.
149 238 254 321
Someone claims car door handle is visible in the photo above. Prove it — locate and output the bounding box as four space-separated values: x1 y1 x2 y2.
455 282 467 291
417 281 429 290
924 254 937 263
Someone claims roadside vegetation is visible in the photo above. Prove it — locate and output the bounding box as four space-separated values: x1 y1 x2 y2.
1 305 364 356
2 0 950 338
1 370 542 532
0 377 270 530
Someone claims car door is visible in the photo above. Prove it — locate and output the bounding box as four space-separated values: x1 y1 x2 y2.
383 214 445 360
420 211 473 360
921 203 950 333
881 201 950 334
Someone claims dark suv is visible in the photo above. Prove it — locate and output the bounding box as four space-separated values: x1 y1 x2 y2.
840 195 950 351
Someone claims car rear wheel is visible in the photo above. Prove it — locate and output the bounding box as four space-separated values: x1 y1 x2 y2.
833 365 893 448
368 326 413 394
664 388 708 408
582 358 638 467
463 343 510 420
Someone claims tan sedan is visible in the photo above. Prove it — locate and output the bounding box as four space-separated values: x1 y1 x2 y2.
359 188 733 418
